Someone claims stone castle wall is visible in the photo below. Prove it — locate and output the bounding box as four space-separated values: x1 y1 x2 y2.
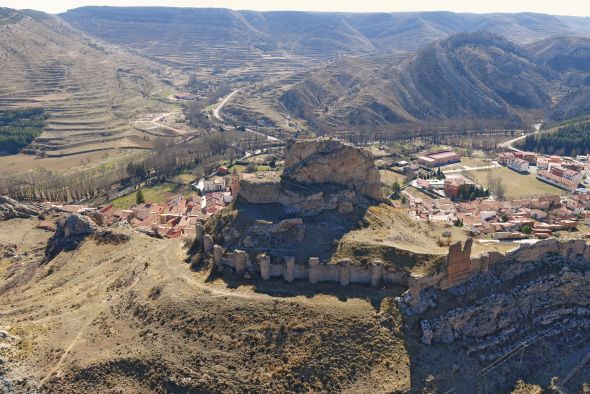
196 224 408 287
406 237 590 311
197 222 590 296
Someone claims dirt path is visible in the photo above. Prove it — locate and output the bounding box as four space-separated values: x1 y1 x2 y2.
442 162 501 174
36 244 157 388
213 89 240 122
148 112 191 135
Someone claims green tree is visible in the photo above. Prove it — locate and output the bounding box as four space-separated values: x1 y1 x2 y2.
136 189 145 204
500 213 508 222
187 73 199 88
392 180 401 194
522 225 533 235
453 218 463 227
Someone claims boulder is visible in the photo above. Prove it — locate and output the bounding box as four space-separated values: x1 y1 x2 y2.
0 196 40 221
82 210 105 226
45 213 99 260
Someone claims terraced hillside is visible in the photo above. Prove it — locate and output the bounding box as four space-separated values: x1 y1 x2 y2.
62 7 590 71
0 9 179 157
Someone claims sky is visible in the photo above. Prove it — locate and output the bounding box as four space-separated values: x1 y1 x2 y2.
4 0 590 16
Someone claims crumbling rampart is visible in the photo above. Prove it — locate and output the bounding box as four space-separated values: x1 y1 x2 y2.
405 237 590 312
195 223 408 287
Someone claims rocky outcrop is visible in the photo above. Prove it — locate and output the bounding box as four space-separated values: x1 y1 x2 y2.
412 240 590 367
82 210 105 226
45 214 99 260
237 138 382 216
421 266 590 349
0 243 18 259
0 196 40 221
283 138 383 201
239 180 359 216
242 218 305 248
45 213 130 260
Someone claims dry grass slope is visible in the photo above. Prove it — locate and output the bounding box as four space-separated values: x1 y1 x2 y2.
0 217 411 393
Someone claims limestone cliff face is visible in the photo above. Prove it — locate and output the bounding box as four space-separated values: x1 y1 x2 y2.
417 244 590 363
238 179 357 216
283 138 383 201
237 138 381 216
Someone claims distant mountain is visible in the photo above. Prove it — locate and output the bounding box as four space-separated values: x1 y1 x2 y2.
0 8 174 155
391 33 550 120
527 36 590 72
547 87 590 122
525 37 590 122
61 7 590 68
20 6 590 134
279 32 552 131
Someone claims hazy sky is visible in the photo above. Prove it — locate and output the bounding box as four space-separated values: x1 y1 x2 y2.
5 0 590 16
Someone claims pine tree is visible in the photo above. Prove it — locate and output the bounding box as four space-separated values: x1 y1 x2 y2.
136 189 145 204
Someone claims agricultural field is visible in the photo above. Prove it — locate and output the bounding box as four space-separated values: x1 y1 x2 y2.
0 149 147 175
379 169 407 187
111 182 194 209
468 167 567 199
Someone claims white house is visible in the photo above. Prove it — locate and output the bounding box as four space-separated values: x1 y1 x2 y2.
201 176 225 193
506 157 529 173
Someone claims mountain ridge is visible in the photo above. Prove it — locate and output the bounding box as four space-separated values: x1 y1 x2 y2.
278 32 554 132
61 7 590 68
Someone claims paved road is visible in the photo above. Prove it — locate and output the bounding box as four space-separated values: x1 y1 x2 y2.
213 89 240 121
498 123 542 151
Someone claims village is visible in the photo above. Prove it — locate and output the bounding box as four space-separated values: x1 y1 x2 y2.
398 147 590 242
29 137 590 246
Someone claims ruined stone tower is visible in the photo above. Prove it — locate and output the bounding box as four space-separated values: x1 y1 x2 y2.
230 168 240 196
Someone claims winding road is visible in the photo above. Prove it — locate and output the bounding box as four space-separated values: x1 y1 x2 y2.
213 89 282 142
213 89 240 122
498 123 542 151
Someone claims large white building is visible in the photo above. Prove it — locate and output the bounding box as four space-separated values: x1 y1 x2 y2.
537 166 583 191
194 176 226 193
507 156 529 173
